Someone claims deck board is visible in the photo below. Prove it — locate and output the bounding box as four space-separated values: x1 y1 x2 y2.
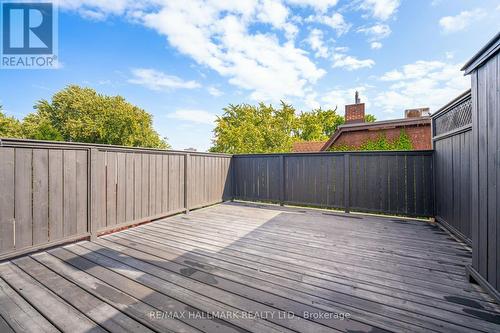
0 202 499 332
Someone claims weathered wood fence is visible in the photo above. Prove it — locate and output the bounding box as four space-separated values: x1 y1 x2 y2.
432 90 472 244
0 139 232 260
232 151 434 217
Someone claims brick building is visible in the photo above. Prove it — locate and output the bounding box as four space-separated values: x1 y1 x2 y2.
292 92 432 152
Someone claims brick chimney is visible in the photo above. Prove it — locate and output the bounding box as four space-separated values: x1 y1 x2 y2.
404 107 430 118
345 91 365 124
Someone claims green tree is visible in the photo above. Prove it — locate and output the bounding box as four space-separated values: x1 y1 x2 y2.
364 114 376 123
210 102 296 154
294 108 344 141
22 112 63 141
0 106 23 138
25 85 169 148
210 102 376 153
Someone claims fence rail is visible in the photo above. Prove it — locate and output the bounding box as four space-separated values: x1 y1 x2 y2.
0 139 231 260
233 151 434 217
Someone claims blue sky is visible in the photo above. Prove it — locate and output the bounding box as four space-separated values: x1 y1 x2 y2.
1 0 499 151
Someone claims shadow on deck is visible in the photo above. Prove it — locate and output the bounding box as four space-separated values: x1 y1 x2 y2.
0 202 499 333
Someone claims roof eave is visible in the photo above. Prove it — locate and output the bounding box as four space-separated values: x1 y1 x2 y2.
462 32 500 75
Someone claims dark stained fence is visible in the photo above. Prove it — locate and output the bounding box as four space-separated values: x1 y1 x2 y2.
233 151 434 217
0 139 232 260
463 35 500 299
432 90 472 244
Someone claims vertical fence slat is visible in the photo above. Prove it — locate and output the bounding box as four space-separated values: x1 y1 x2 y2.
33 149 49 245
49 150 64 241
75 150 88 235
125 153 134 222
15 149 33 249
0 148 15 252
105 152 117 228
116 153 126 225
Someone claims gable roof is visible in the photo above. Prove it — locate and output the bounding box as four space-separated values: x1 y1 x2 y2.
320 116 431 151
292 141 327 152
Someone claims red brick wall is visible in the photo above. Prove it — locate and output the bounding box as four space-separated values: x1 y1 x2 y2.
331 124 431 150
345 103 365 123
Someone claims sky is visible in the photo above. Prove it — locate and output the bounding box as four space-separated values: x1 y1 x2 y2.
0 0 499 151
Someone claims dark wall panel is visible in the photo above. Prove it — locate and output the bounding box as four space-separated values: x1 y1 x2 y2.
433 129 472 242
470 51 499 293
233 151 434 217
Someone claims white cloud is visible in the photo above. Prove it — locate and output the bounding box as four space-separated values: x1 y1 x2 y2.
58 1 329 102
257 0 298 39
332 54 375 70
371 41 382 49
56 0 147 19
334 46 349 52
305 29 329 58
207 86 223 96
138 2 325 101
168 109 217 125
321 86 369 111
358 0 400 21
380 60 446 81
128 68 200 91
439 9 486 33
375 60 469 114
357 24 391 41
308 12 351 36
285 0 339 13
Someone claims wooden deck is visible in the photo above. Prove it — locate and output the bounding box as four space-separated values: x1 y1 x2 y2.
1 202 499 333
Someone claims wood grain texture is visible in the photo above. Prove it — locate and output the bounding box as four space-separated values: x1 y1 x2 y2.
233 153 433 217
15 148 33 249
48 149 64 241
0 148 15 252
1 203 499 333
32 149 49 245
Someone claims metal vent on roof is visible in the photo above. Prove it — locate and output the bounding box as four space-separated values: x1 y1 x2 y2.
433 95 472 137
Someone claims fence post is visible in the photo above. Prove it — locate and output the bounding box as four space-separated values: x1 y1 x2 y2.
184 153 190 214
344 153 350 213
231 157 236 202
280 155 285 206
89 148 98 241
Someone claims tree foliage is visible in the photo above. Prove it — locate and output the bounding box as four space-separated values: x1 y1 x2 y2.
0 106 23 138
0 86 169 149
210 102 376 153
210 102 297 154
294 108 344 141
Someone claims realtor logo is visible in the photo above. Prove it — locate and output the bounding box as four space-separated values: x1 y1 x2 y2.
1 1 58 69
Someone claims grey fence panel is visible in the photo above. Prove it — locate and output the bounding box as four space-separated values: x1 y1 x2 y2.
432 90 472 244
90 148 232 234
233 156 281 203
349 153 434 216
284 154 345 209
233 151 434 217
0 146 90 259
91 149 187 234
0 138 232 259
187 154 232 210
467 48 500 296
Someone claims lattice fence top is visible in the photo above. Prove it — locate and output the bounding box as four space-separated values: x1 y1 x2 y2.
433 93 472 137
